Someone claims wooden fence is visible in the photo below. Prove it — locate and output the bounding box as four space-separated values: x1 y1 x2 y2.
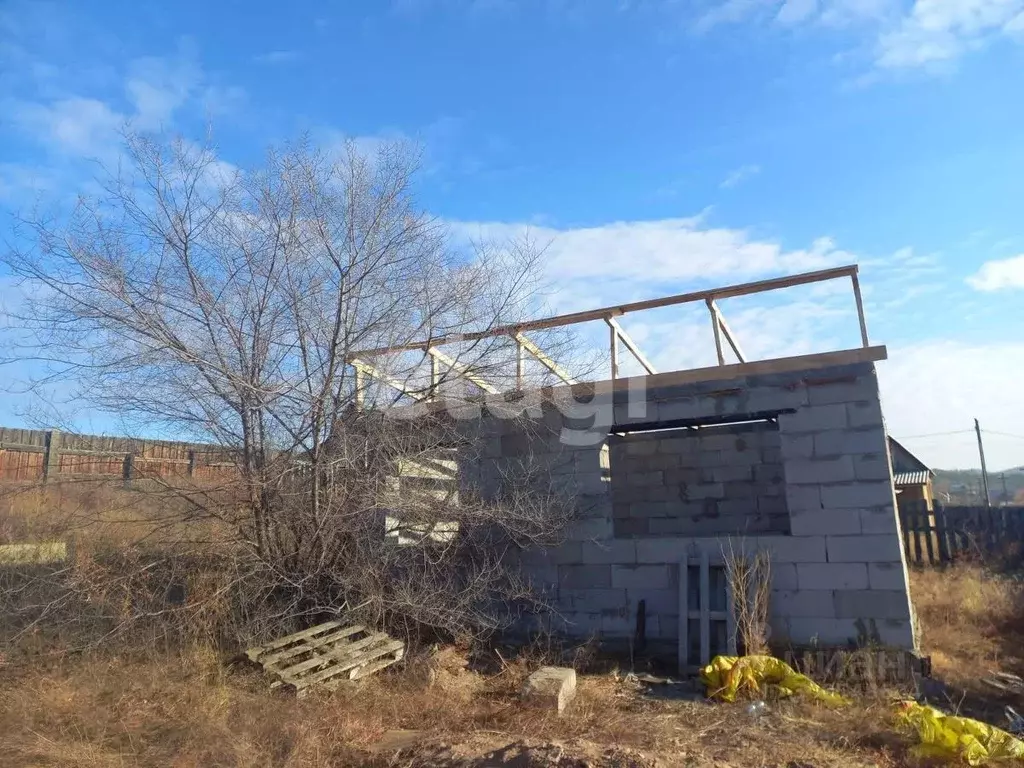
898 499 1024 566
0 426 239 485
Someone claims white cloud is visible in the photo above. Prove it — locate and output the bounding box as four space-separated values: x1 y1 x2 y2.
966 254 1024 291
693 0 1024 70
12 97 123 157
254 50 300 64
126 52 202 129
880 341 1024 469
450 218 853 295
720 164 761 188
777 0 819 25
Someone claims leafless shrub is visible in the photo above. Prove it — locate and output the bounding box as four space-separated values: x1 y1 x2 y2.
722 540 772 657
1 131 587 652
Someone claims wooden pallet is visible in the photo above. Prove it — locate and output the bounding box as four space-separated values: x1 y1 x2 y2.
247 621 404 695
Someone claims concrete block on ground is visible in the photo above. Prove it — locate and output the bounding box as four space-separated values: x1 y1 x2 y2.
785 457 856 485
833 590 912 620
522 667 577 714
790 508 862 536
612 564 671 590
796 562 869 590
868 561 908 590
827 534 903 563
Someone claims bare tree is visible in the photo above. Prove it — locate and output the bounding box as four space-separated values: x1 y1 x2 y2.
1 131 581 644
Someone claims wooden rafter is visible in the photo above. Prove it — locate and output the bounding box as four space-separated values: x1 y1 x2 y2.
426 347 500 394
513 332 577 385
348 265 861 358
604 316 657 375
707 300 746 364
349 358 425 401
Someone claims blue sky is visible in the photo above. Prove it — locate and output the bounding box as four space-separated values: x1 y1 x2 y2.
2 0 1024 468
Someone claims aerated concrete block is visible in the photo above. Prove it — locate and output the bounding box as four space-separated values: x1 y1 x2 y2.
806 378 876 406
771 589 837 618
868 561 908 590
814 429 887 458
827 534 903 563
611 564 671 590
789 508 862 536
860 508 899 534
579 540 637 565
796 562 869 590
559 564 612 589
758 535 827 563
820 482 894 509
785 457 857 485
833 589 912 620
522 667 577 714
779 404 849 434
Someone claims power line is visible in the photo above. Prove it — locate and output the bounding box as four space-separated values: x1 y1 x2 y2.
893 430 974 440
983 430 1024 441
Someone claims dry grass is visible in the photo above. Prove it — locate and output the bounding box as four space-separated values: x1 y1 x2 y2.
4 485 1020 766
0 644 906 768
908 562 1024 687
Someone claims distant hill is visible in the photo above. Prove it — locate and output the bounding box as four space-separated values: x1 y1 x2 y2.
933 467 1024 504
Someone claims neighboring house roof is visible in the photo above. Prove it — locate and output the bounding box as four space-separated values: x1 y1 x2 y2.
888 437 934 486
893 470 931 487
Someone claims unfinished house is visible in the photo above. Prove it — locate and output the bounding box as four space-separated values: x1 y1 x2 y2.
351 265 917 669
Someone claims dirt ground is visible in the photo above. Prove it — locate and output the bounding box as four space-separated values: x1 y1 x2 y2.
2 486 1024 767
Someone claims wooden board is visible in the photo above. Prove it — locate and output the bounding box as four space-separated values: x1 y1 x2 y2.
247 621 404 695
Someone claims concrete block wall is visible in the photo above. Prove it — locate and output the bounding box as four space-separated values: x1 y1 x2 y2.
608 423 787 538
466 360 916 655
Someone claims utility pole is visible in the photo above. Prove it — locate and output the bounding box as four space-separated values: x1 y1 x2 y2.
975 418 992 509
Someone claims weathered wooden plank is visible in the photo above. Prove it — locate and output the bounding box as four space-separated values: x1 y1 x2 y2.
923 510 936 565
934 505 951 564
260 625 367 667
246 621 344 661
277 633 389 679
293 640 405 690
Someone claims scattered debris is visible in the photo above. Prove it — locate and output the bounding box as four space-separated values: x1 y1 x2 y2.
522 666 577 714
701 655 849 706
897 700 1024 765
246 620 404 695
982 671 1024 695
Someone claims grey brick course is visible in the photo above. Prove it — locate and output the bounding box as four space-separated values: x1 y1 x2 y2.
827 534 903 563
785 457 857 485
833 589 912 620
611 564 672 590
796 562 869 590
559 564 612 589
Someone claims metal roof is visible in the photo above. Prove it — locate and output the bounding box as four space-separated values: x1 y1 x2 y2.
893 470 931 487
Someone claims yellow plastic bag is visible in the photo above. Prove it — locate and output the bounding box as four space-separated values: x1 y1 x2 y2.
897 701 1024 765
700 655 849 706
